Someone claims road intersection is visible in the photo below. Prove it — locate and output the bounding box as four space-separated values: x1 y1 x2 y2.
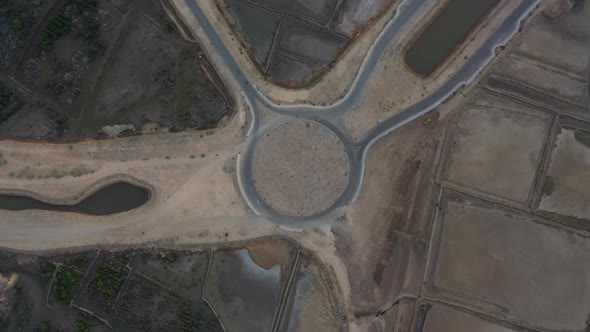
184 0 542 223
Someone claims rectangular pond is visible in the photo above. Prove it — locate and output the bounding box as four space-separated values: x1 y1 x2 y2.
404 0 499 76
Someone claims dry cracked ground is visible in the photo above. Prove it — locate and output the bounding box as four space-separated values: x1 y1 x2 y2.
0 0 590 331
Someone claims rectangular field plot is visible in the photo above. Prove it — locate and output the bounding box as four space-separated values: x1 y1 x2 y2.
538 126 590 228
224 0 280 64
429 196 590 331
250 0 336 24
112 274 222 331
421 305 515 332
441 100 550 203
129 250 209 300
73 254 130 318
278 16 347 63
492 55 588 105
513 4 589 75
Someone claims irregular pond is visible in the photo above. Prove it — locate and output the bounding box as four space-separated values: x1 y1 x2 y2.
0 182 150 215
404 0 499 76
205 249 283 332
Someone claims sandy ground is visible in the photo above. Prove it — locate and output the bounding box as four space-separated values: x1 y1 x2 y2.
0 114 272 251
251 119 349 216
430 197 590 331
422 305 516 332
441 102 550 204
492 53 588 105
483 3 590 121
512 3 590 75
333 112 442 315
538 127 590 220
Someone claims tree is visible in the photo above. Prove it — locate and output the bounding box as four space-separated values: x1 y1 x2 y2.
11 19 23 32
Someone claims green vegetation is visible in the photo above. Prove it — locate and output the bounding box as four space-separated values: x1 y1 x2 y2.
52 267 82 304
35 320 55 332
40 10 72 50
0 84 24 124
16 300 32 332
0 249 225 331
0 317 9 331
75 312 96 332
11 18 23 31
2 1 37 35
39 0 105 58
0 152 6 167
90 262 125 298
65 256 90 271
47 107 69 133
74 0 99 10
38 259 57 280
193 308 219 330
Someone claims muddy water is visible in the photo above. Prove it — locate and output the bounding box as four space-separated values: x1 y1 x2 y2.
0 182 149 215
404 0 499 76
221 249 281 332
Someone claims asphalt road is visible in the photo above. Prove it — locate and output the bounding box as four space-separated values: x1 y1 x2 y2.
184 0 541 223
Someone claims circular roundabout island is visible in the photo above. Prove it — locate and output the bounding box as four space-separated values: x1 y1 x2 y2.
250 119 351 218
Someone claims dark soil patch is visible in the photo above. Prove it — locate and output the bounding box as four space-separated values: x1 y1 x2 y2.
574 129 590 148
542 175 555 196
1 0 232 141
0 0 56 73
0 78 69 139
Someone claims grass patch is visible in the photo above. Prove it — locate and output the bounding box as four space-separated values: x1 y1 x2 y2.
35 319 54 332
75 311 96 332
90 262 125 298
52 267 82 305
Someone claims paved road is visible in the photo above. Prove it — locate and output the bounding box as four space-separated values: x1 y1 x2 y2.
184 0 541 223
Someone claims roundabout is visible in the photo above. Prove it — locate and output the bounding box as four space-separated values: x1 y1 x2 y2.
251 119 350 217
239 117 360 223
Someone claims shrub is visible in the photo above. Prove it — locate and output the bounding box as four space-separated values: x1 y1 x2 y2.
90 262 124 298
11 19 23 32
52 267 81 304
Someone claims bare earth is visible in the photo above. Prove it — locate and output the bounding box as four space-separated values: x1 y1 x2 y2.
252 119 349 217
422 305 516 332
430 197 590 331
539 127 590 220
441 104 550 204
